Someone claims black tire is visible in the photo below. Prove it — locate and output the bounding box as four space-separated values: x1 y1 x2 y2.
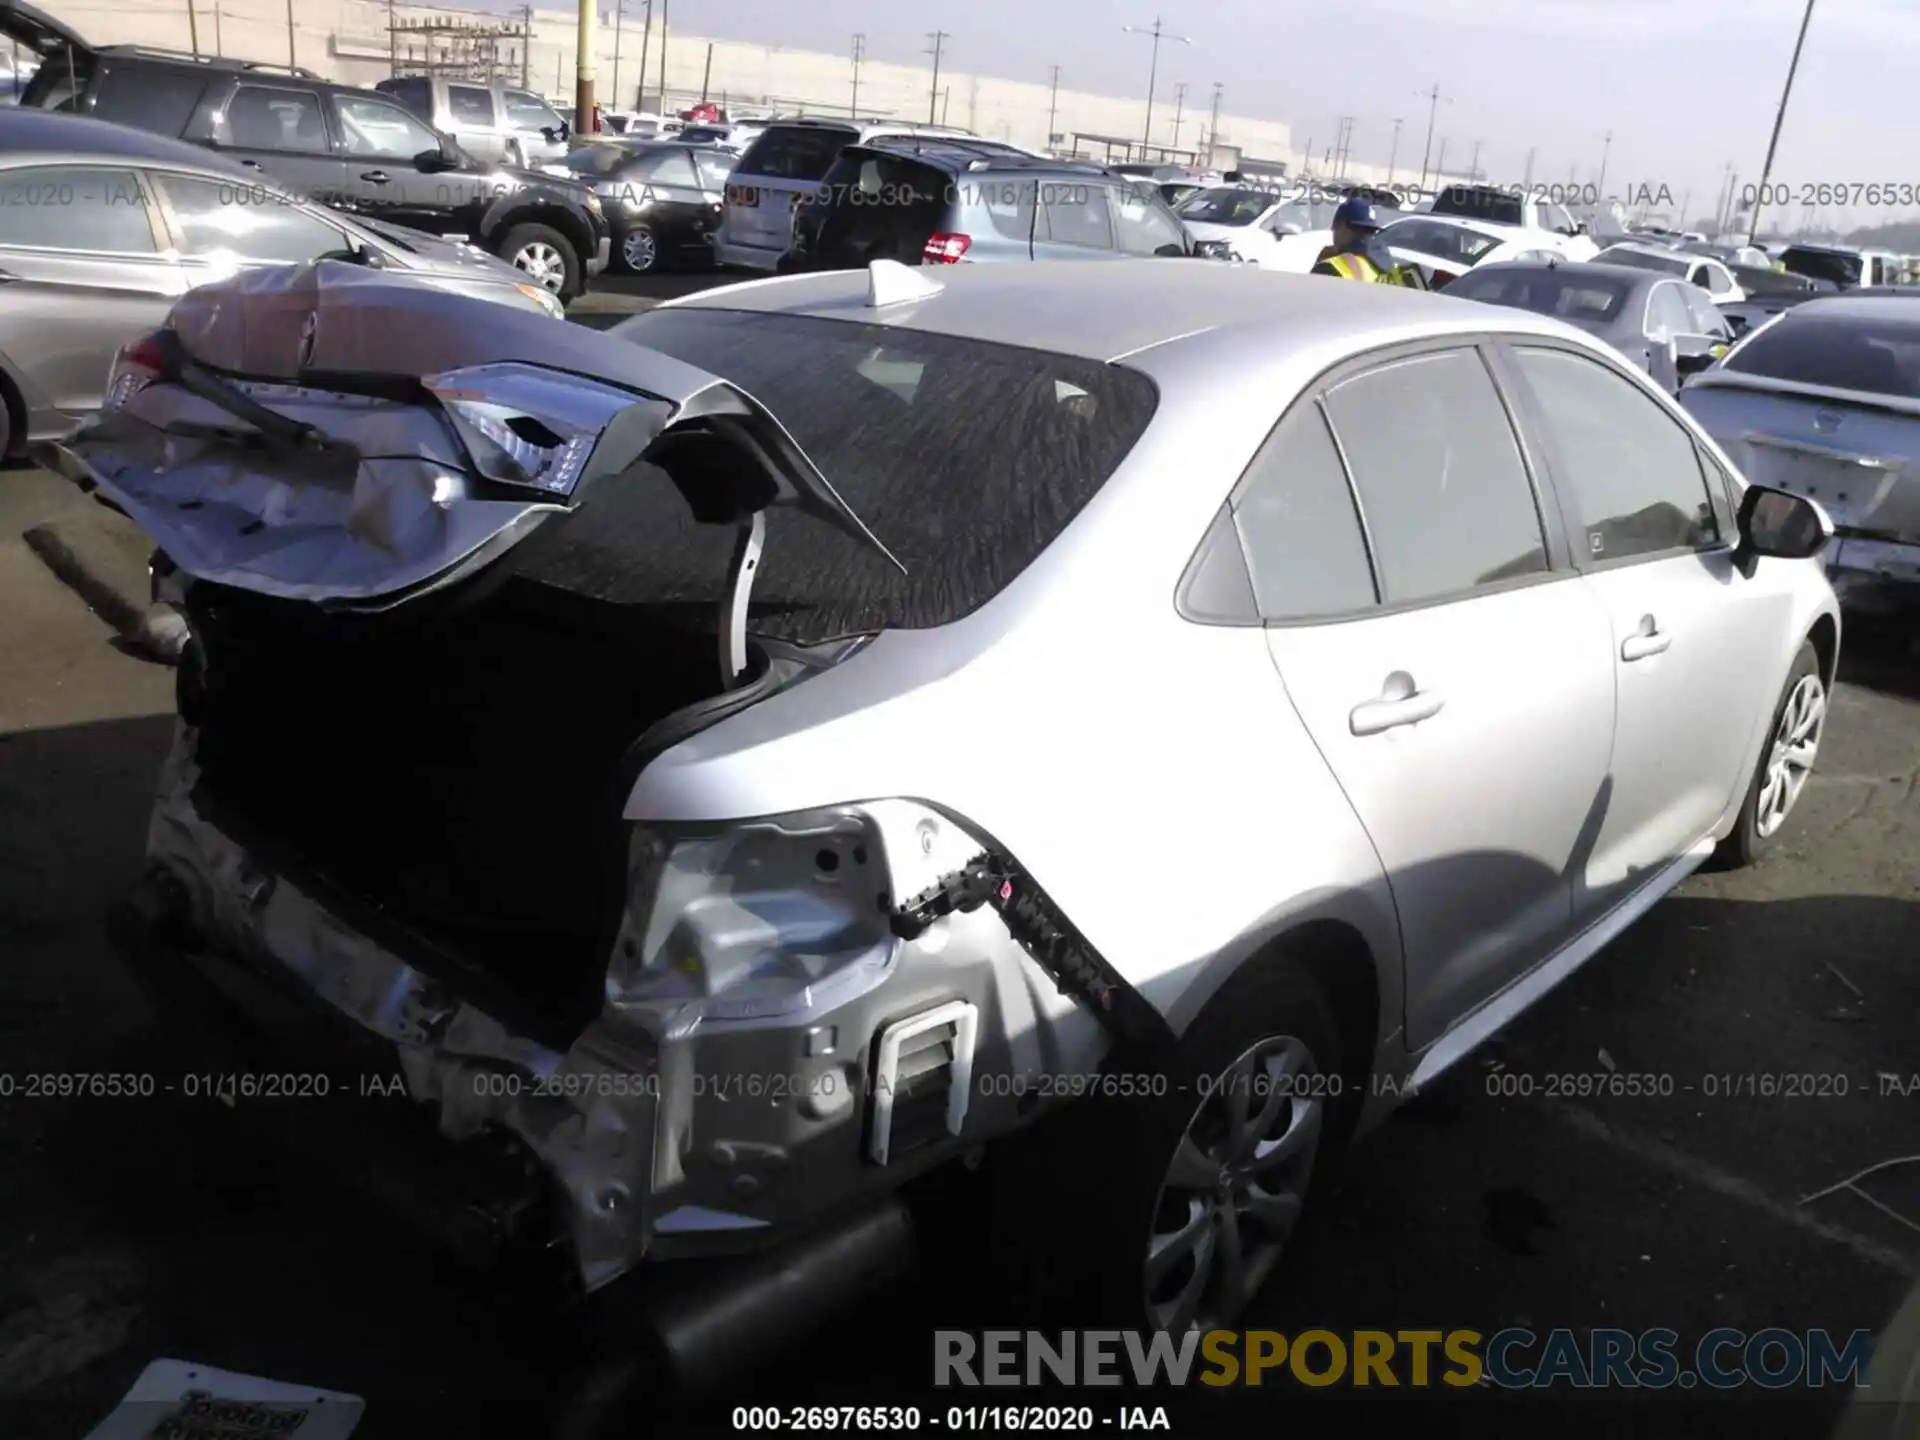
497 222 582 300
0 373 18 461
618 225 660 274
991 959 1346 1331
1717 639 1824 869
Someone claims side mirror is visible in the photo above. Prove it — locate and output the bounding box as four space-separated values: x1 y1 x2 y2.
412 147 447 173
1734 484 1831 574
1154 242 1187 258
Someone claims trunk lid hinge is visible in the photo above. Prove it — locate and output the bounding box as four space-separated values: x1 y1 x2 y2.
890 853 1178 1055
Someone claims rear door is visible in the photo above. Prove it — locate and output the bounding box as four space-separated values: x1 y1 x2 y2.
0 162 184 416
718 123 857 268
1261 341 1616 1048
1108 182 1191 256
443 82 506 163
1501 341 1779 919
211 82 348 205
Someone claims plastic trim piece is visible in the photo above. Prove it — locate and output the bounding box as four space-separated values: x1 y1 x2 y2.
868 1000 977 1166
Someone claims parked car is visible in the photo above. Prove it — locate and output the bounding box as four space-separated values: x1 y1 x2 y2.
1719 266 1835 338
52 260 1838 1344
1681 294 1920 610
560 140 733 272
374 76 569 168
4 10 610 298
0 108 563 458
1592 242 1745 304
785 141 1195 269
715 117 988 269
1777 243 1906 291
1172 186 1337 269
1445 261 1732 392
1427 182 1591 242
1373 215 1574 285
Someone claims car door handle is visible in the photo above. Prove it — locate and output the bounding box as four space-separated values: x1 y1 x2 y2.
1350 673 1445 736
360 171 391 184
240 159 264 170
1621 618 1672 662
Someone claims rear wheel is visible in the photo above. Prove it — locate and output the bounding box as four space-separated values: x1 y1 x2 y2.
0 378 14 461
619 226 660 273
499 223 581 299
1718 640 1826 868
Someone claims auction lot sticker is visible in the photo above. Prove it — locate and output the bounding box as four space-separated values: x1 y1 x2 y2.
82 1359 364 1439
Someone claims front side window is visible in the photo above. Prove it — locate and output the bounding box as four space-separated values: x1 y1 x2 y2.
1644 283 1693 342
0 165 156 252
1510 346 1719 562
226 85 329 154
735 125 857 180
1323 348 1548 604
332 95 442 160
1110 185 1187 256
504 90 563 132
446 84 496 126
153 172 346 264
1232 401 1376 619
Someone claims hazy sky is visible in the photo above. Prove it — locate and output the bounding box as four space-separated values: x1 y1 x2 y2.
592 0 1914 230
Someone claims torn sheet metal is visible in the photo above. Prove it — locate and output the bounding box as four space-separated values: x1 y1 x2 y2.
82 1359 364 1439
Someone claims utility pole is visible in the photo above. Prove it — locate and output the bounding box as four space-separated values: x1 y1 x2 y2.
1386 117 1403 185
851 34 865 119
284 0 296 69
213 0 222 55
1123 19 1192 152
1046 64 1062 148
612 0 623 116
700 40 711 101
1205 81 1222 159
520 3 530 87
1596 129 1613 197
634 0 651 111
1170 82 1188 148
655 0 669 116
1748 0 1818 246
1330 115 1353 176
941 87 951 126
1301 133 1313 175
186 0 199 58
574 0 596 130
1679 189 1691 230
1415 82 1445 195
1469 138 1482 181
926 31 950 125
1434 136 1448 184
1523 145 1536 191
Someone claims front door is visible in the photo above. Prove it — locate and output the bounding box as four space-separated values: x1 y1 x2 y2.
327 92 469 238
1261 343 1617 1049
1500 342 1785 918
0 163 185 417
214 82 350 208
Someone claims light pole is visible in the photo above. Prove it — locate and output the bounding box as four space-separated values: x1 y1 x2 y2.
1748 0 1818 246
1523 145 1537 191
1414 83 1449 195
1170 82 1188 148
611 0 624 115
1469 139 1483 182
633 0 651 112
1046 64 1061 148
654 0 668 118
1123 19 1192 154
926 31 950 125
573 0 595 132
1386 117 1403 184
851 33 864 118
1596 129 1613 197
1206 81 1222 159
1434 135 1448 185
186 0 199 57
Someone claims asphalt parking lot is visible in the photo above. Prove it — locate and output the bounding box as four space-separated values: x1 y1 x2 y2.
1 268 1917 1438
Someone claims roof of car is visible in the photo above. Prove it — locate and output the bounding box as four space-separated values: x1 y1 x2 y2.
1790 294 1920 321
660 259 1575 364
852 136 1105 177
1597 240 1686 258
1467 260 1664 290
0 107 253 178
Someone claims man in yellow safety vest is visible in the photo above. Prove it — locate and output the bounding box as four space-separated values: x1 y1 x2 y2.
1311 197 1425 287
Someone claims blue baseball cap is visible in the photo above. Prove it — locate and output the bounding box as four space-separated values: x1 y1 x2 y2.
1334 197 1381 231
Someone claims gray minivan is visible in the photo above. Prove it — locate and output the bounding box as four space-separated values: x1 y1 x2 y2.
714 117 993 270
374 76 568 168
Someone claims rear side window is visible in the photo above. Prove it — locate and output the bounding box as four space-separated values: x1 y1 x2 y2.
736 124 856 180
0 165 157 252
1323 348 1548 603
1037 182 1112 249
93 65 206 135
1510 346 1719 562
1110 185 1188 256
1723 310 1920 395
154 172 347 264
1231 401 1376 619
570 308 1160 640
446 85 495 126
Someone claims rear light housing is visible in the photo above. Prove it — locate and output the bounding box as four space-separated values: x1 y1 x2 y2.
103 330 168 413
923 232 971 264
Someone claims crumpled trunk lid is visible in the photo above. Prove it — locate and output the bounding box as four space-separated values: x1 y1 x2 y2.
43 260 897 609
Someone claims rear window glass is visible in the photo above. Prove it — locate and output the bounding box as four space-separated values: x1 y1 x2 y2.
536 309 1160 641
1447 269 1631 322
735 124 856 180
1723 311 1920 396
1429 186 1524 226
93 65 206 134
562 143 638 177
1597 247 1689 276
1780 247 1864 288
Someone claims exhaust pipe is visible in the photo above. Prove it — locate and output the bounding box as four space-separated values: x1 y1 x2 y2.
552 1197 917 1432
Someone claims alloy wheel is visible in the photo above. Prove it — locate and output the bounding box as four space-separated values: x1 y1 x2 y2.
1143 1035 1323 1332
1755 673 1826 839
513 241 567 292
622 229 659 271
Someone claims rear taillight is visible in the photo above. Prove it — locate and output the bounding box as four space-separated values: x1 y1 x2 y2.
104 330 168 412
923 232 971 264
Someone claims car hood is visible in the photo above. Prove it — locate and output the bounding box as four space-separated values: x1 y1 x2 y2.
356 218 531 281
1177 219 1257 242
39 261 899 607
0 0 86 53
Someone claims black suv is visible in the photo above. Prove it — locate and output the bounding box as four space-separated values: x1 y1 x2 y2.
4 5 609 297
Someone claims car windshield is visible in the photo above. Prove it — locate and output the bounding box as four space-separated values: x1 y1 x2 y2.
1723 311 1920 396
582 309 1159 641
1268 200 1338 231
1596 247 1690 276
1173 187 1278 225
1780 248 1864 287
1429 186 1525 226
1447 269 1632 323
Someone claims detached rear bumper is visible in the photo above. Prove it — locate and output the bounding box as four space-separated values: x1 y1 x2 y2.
1829 535 1920 611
